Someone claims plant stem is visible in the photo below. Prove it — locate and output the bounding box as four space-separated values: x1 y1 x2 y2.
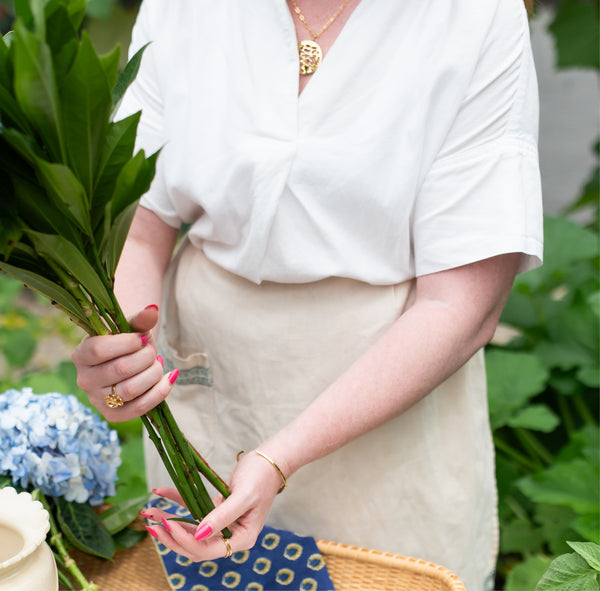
572 393 596 426
515 428 553 466
556 393 575 436
493 435 541 472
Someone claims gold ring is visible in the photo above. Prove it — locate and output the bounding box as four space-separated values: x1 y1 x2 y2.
104 385 124 409
222 536 232 559
236 450 246 462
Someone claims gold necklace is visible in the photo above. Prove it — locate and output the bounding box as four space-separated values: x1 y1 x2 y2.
290 0 351 75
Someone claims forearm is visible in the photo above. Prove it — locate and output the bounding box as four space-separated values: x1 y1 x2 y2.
261 253 520 478
114 206 178 317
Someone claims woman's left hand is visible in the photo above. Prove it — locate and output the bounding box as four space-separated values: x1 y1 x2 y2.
141 451 284 560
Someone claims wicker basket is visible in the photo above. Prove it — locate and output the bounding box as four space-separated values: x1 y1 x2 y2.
67 533 465 591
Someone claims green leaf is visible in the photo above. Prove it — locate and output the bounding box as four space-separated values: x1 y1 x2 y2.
567 542 600 571
506 403 561 433
0 259 91 329
577 365 600 387
33 159 91 233
98 44 121 94
99 493 151 535
548 0 600 70
1 328 36 367
113 526 147 549
12 19 64 161
54 496 115 560
518 458 600 515
573 514 600 544
92 112 140 217
112 43 150 113
101 200 138 279
500 517 545 554
486 349 549 430
85 0 117 21
0 85 34 133
505 555 552 591
535 552 599 591
535 504 579 556
59 32 113 195
26 231 115 314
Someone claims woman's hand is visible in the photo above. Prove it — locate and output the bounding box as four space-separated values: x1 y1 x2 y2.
71 305 178 422
142 451 284 560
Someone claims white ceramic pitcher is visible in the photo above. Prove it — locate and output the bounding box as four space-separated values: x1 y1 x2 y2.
0 487 58 591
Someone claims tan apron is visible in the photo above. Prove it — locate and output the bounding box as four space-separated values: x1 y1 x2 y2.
147 241 498 590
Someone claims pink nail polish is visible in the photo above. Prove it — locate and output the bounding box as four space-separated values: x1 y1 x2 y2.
194 524 212 541
157 355 164 367
145 304 159 311
140 334 149 346
140 510 153 520
152 488 161 496
146 526 158 540
162 518 171 533
168 369 179 385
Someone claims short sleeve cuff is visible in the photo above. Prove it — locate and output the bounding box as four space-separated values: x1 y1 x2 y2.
413 136 543 277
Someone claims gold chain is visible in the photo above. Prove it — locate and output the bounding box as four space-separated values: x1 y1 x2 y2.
290 0 351 41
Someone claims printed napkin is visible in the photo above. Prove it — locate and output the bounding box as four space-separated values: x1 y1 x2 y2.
145 497 335 591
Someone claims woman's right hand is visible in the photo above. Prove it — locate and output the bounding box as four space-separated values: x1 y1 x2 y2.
71 305 179 422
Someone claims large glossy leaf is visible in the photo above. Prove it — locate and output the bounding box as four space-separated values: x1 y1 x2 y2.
54 497 115 560
535 551 599 591
486 349 549 430
98 44 120 95
26 231 114 313
12 19 64 161
0 85 34 133
99 493 151 535
112 43 150 113
0 34 13 91
518 458 600 515
33 159 91 233
92 112 140 220
101 200 138 279
59 32 113 195
0 259 90 329
45 5 79 80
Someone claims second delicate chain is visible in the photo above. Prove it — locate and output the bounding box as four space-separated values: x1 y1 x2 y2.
290 0 351 40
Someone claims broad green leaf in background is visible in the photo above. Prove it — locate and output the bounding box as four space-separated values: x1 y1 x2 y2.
506 404 561 433
111 42 149 113
55 496 115 560
535 551 600 591
548 0 600 70
572 515 600 545
113 526 147 549
486 349 549 430
518 458 600 517
500 517 545 554
505 555 552 591
1 327 36 367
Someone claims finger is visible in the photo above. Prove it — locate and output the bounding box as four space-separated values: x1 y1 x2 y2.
72 331 152 367
152 486 187 507
99 353 164 403
128 304 160 334
102 369 179 421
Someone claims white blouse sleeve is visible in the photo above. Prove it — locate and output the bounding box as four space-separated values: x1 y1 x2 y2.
116 0 182 229
413 0 543 277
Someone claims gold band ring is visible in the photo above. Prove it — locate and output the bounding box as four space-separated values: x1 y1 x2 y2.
222 536 232 559
236 450 246 462
104 385 124 409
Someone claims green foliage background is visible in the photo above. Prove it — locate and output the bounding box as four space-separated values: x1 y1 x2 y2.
0 0 597 589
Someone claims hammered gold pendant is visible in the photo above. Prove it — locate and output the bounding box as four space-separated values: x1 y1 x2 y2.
298 39 323 75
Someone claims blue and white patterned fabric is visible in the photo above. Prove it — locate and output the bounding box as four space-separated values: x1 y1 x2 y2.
145 497 335 591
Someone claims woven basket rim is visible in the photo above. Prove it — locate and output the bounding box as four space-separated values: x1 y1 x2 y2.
316 539 467 591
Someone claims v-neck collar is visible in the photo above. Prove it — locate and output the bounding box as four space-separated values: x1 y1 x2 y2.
279 0 370 102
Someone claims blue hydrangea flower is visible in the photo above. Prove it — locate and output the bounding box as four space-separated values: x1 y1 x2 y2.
0 388 121 505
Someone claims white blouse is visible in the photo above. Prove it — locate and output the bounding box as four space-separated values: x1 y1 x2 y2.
119 0 543 285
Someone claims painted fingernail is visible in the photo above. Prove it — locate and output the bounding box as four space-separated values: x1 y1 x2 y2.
145 304 159 311
140 510 153 520
161 517 171 533
151 488 161 496
146 526 158 540
194 523 212 541
168 369 179 385
157 355 164 367
140 334 149 346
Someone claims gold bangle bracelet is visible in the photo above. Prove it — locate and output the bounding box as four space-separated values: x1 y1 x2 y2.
254 450 287 494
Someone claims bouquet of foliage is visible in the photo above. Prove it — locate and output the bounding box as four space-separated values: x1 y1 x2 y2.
0 0 229 535
0 387 150 590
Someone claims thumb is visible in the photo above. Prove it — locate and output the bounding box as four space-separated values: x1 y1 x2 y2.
128 304 160 333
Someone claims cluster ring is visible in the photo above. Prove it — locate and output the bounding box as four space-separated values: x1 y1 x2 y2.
104 385 124 409
222 536 232 559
